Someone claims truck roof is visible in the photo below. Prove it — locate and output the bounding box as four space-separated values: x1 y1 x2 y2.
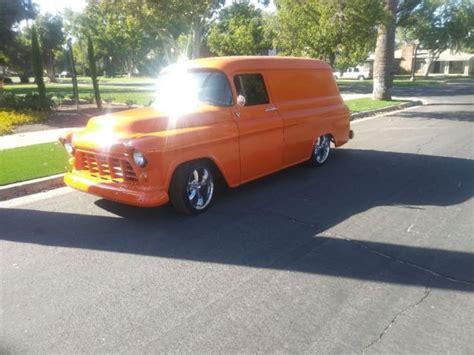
184 56 332 73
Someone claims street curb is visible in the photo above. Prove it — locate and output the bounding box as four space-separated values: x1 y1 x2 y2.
0 174 65 201
350 100 423 121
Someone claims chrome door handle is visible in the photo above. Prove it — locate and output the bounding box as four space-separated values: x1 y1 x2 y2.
266 106 278 112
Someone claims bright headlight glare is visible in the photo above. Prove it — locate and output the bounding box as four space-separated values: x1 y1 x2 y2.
133 150 147 167
64 142 74 155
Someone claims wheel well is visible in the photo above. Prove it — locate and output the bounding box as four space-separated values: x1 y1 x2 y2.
314 133 335 145
169 158 227 192
328 133 335 144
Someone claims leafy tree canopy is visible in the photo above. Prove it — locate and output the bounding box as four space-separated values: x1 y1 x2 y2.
398 0 473 76
0 0 36 46
274 0 386 69
409 0 473 52
208 1 273 56
36 14 64 54
0 0 37 74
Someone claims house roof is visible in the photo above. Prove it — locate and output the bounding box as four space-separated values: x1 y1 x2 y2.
437 50 474 61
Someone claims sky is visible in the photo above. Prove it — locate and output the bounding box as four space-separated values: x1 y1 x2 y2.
32 0 276 14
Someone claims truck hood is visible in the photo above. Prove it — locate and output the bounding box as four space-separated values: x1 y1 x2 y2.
71 105 229 151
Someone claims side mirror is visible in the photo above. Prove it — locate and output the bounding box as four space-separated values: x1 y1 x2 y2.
237 94 246 107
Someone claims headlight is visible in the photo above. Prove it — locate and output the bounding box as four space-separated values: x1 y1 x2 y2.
133 150 147 167
64 141 75 155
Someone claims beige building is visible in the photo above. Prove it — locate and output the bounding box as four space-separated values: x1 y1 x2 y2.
365 45 474 76
399 45 474 76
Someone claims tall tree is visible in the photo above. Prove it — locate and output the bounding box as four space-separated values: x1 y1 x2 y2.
87 36 102 109
208 1 273 56
31 25 46 102
275 0 385 68
145 0 225 59
67 39 80 109
1 29 32 83
63 8 101 76
406 0 474 76
0 0 36 47
187 0 226 58
36 14 65 82
0 0 36 80
372 0 398 100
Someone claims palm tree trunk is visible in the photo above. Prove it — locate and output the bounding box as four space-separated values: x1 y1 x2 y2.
372 0 398 100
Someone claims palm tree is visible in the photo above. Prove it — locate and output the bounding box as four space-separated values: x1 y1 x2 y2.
372 0 398 100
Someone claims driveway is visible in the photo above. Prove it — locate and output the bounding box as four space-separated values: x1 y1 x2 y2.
1 83 473 353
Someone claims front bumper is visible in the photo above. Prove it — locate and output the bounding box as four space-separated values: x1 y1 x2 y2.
64 172 169 207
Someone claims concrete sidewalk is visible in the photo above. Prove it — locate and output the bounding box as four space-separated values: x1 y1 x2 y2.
0 127 74 150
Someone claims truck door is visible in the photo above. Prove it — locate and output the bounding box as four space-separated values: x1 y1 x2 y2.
232 72 284 183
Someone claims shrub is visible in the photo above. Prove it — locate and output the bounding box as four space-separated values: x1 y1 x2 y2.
51 94 65 106
0 92 56 111
1 77 13 84
0 110 47 135
82 95 94 104
125 99 137 107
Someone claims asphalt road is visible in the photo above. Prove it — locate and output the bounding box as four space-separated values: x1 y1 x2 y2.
1 82 473 353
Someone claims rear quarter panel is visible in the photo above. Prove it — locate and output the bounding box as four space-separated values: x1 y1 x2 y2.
265 69 350 166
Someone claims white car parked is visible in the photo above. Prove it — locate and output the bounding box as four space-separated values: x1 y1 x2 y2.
333 67 372 80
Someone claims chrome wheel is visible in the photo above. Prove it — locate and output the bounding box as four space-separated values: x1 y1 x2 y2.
314 135 331 164
186 167 214 210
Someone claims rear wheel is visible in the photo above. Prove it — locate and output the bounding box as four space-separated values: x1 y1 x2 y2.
358 75 365 81
309 135 331 166
169 162 215 215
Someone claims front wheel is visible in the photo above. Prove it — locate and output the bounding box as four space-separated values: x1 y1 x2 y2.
309 135 331 166
169 162 215 215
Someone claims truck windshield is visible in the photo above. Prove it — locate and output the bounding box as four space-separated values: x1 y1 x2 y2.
154 69 233 113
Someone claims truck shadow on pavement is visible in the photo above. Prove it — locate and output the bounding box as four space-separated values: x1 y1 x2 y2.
1 149 473 292
396 110 474 122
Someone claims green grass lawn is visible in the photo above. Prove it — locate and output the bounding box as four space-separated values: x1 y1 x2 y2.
0 142 69 185
345 98 405 113
3 83 155 106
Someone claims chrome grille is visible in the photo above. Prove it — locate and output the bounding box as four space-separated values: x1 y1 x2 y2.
79 151 138 183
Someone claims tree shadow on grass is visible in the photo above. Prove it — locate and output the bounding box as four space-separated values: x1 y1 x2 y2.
1 149 473 291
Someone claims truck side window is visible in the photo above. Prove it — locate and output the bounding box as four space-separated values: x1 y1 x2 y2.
234 74 269 106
